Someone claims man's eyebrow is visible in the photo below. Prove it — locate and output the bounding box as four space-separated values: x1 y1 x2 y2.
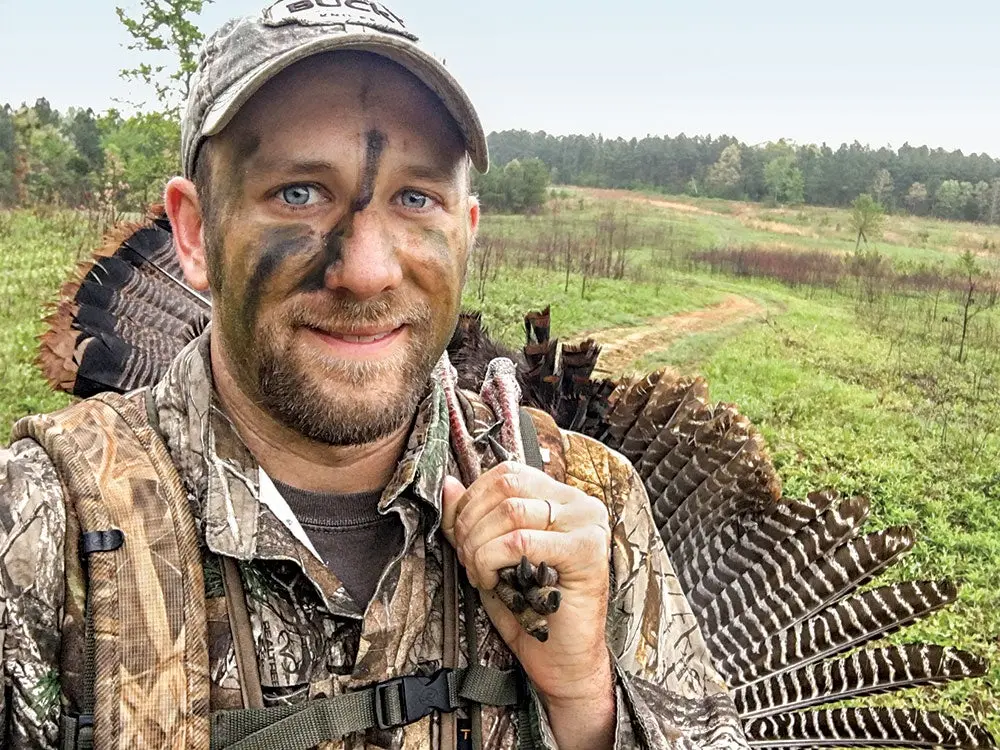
248 157 342 177
398 163 461 185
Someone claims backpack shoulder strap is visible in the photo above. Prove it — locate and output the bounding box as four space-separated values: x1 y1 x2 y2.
13 391 210 750
519 407 567 483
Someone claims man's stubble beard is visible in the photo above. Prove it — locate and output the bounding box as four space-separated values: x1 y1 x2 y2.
249 295 447 447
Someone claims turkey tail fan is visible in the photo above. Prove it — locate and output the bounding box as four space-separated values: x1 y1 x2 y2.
680 492 845 615
520 304 559 411
684 495 875 658
515 307 616 435
554 338 608 433
601 368 665 450
38 207 210 398
745 708 995 749
705 525 916 668
561 356 994 746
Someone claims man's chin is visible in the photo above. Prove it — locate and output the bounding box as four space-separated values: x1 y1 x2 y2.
261 383 416 446
257 349 432 446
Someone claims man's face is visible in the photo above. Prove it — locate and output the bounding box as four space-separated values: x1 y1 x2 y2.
198 52 477 445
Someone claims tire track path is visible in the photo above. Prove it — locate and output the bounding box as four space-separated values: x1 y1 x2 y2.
584 294 766 375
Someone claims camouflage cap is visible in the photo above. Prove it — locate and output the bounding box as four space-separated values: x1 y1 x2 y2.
181 0 488 178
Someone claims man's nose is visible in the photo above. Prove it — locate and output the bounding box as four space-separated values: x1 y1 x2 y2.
322 210 403 299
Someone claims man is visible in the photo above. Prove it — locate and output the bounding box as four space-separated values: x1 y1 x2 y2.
0 2 745 748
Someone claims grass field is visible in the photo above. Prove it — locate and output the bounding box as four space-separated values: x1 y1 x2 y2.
2 194 999 733
561 186 1000 265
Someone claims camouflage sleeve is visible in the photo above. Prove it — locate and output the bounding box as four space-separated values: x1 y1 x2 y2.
562 434 747 749
0 438 65 750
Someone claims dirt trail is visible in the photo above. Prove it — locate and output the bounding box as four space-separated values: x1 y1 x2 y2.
577 187 722 215
576 187 816 238
584 295 766 375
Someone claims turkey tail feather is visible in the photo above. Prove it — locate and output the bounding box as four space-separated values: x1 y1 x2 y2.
745 708 995 748
37 210 209 397
721 580 959 689
736 644 988 717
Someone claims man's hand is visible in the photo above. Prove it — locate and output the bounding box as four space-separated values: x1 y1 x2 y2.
441 462 616 749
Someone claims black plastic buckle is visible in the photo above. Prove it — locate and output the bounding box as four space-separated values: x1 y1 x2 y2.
59 712 94 750
374 669 454 730
81 529 125 555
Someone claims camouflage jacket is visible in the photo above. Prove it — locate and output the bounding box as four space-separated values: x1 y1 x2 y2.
0 334 746 749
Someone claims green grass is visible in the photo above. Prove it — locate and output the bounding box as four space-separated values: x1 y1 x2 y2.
462 266 726 346
0 210 91 442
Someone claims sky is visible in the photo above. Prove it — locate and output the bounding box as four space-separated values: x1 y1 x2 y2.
1 0 998 156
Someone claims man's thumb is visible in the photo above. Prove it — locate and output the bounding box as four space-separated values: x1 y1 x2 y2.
442 475 466 506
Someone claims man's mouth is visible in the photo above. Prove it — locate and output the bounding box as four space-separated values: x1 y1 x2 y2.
329 330 396 344
304 324 406 357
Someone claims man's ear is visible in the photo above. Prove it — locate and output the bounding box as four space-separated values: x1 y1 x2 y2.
164 176 211 292
460 195 481 285
467 194 480 239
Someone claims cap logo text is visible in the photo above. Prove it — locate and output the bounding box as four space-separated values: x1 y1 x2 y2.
275 0 407 29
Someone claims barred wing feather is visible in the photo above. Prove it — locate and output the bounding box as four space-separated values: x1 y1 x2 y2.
38 209 210 397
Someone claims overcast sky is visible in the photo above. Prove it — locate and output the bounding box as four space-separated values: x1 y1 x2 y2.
2 0 997 156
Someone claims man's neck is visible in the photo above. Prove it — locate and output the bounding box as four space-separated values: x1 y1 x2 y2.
210 340 410 494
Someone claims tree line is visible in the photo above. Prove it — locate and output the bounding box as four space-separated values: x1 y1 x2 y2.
4 94 999 223
488 130 1000 223
0 98 552 217
0 99 179 220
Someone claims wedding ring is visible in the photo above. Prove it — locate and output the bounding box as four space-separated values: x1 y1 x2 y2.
544 498 557 529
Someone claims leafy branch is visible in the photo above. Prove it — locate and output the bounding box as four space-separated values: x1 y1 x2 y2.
116 0 212 117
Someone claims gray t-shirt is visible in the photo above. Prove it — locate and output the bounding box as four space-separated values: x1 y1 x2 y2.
273 480 403 608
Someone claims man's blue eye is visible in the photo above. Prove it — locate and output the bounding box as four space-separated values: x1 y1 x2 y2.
400 190 429 209
281 185 314 206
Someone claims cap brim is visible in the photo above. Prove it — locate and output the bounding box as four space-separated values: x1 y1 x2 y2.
200 34 487 173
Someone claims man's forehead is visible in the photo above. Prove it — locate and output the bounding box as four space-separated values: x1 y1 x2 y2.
214 55 464 165
238 53 459 129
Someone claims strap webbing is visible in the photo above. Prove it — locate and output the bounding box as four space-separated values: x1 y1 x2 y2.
222 557 265 710
461 573 484 750
441 547 461 750
59 713 93 750
518 408 545 472
515 408 553 750
209 665 519 750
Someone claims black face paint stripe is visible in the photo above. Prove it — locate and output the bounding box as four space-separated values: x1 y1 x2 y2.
352 129 387 213
422 227 453 259
300 214 352 292
232 131 262 165
242 226 316 327
297 129 386 289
